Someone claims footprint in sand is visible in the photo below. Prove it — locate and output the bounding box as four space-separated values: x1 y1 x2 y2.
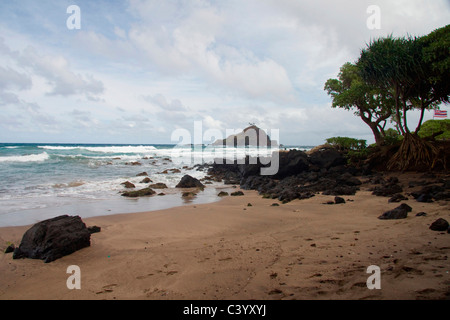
96 284 117 294
136 273 154 280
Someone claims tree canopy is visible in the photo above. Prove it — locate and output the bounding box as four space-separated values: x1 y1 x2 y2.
324 24 450 170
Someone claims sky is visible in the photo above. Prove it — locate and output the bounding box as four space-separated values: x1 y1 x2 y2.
0 0 449 145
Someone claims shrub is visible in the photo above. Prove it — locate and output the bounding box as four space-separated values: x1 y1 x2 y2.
325 136 367 151
418 119 450 140
383 128 403 145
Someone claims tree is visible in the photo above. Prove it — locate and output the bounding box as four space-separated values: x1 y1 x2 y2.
324 62 393 145
357 27 449 170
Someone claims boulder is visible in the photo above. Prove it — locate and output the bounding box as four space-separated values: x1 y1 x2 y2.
231 191 244 196
411 185 450 202
149 183 168 189
121 187 156 197
334 196 346 204
378 204 412 220
140 177 152 183
136 172 148 177
388 194 409 203
121 181 136 189
13 215 91 263
372 178 403 197
176 175 205 189
429 218 449 231
218 191 229 197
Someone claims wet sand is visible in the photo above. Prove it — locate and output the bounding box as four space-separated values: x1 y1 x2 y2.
0 177 449 300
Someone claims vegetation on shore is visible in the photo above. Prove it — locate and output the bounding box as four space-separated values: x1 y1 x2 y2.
325 24 449 171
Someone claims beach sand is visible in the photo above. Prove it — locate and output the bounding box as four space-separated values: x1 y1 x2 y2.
1 175 449 300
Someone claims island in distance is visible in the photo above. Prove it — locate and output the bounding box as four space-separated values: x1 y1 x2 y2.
211 125 278 147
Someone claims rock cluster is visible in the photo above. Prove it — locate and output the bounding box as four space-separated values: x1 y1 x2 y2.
207 149 363 203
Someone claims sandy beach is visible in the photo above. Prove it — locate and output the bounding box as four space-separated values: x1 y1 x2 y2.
1 173 449 300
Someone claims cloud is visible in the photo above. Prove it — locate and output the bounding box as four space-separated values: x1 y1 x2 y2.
0 38 104 99
143 93 188 111
17 46 104 97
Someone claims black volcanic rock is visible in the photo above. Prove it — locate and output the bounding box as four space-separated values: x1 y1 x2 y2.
308 148 346 170
378 204 412 220
388 194 409 203
121 181 136 189
372 177 403 197
122 187 156 197
273 150 309 179
176 175 205 189
13 215 91 263
429 218 449 231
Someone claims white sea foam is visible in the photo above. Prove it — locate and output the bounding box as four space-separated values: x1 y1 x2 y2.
0 152 49 163
38 145 157 153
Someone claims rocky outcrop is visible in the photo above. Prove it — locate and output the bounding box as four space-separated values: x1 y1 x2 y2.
212 125 278 147
207 148 363 203
13 215 91 263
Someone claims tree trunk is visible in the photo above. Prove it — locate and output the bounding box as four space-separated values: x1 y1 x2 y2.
387 132 439 171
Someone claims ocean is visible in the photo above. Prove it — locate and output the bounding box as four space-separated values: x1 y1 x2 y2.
0 143 312 227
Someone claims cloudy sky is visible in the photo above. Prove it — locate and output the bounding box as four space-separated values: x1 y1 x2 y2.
0 0 448 145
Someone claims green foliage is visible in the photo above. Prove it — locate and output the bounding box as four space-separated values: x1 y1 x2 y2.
383 128 403 145
418 119 450 140
326 136 367 151
324 62 393 145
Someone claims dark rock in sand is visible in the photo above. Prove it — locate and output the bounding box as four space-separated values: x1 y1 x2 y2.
121 181 136 189
429 218 449 231
218 191 229 197
411 185 450 202
13 215 91 263
323 185 358 196
121 187 156 197
87 226 101 234
337 172 362 186
176 175 205 189
371 177 403 197
415 193 434 203
388 194 409 203
231 191 244 196
5 244 15 254
378 203 412 220
334 196 346 204
415 212 427 217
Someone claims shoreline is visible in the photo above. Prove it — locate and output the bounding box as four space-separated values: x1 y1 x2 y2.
0 185 231 228
1 175 449 300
